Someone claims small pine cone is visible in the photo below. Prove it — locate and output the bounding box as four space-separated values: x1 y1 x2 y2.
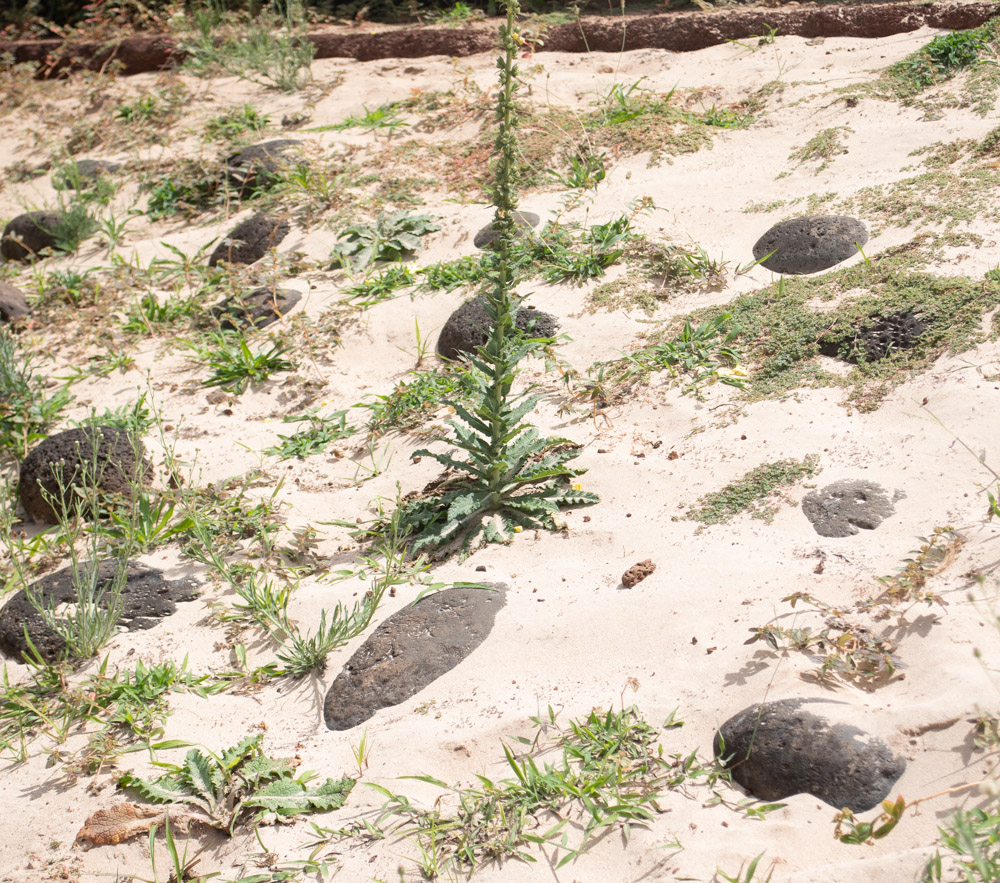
622 559 656 588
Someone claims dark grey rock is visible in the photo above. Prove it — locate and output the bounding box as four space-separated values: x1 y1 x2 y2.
54 159 121 189
473 211 541 249
211 286 301 331
19 427 153 524
208 214 291 267
1 211 63 262
324 586 506 731
225 140 304 194
437 298 559 361
714 698 906 812
0 282 30 324
752 216 868 275
802 479 901 538
0 562 199 661
821 309 926 362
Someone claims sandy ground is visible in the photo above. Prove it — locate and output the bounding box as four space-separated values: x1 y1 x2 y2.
1 19 1000 883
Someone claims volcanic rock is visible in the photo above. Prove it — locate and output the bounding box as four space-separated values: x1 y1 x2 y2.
752 216 868 275
715 698 906 812
19 427 153 524
802 479 902 538
54 159 121 189
473 211 541 249
0 562 199 661
225 140 304 194
0 282 30 324
324 586 506 730
1 211 63 262
211 286 302 331
208 214 291 267
437 297 559 361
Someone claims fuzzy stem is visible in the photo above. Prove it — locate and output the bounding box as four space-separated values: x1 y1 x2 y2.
481 0 522 495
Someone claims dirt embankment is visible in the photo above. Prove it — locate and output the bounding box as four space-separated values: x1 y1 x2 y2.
1 0 997 77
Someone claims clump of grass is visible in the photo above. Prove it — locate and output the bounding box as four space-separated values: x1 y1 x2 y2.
178 0 315 92
265 409 359 460
788 126 851 173
0 329 72 461
685 456 820 526
869 26 993 101
143 159 226 220
0 654 225 768
371 703 727 876
193 331 296 395
204 104 269 142
592 313 745 399
364 367 478 438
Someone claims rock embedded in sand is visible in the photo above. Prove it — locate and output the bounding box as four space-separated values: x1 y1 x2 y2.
0 562 199 661
324 586 506 731
714 698 905 812
752 216 868 275
225 139 305 194
802 479 902 538
821 308 926 362
19 427 153 524
208 214 291 267
437 297 559 361
0 282 30 324
473 210 541 249
622 559 656 588
211 286 302 331
1 211 63 262
55 159 121 189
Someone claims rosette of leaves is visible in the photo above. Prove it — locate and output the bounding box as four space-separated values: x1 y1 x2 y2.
388 0 598 558
108 735 353 837
330 210 441 271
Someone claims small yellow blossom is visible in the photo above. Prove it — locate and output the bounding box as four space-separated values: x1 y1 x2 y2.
572 483 582 491
513 526 523 533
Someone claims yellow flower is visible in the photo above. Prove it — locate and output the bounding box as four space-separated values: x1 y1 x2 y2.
572 483 582 491
513 526 523 533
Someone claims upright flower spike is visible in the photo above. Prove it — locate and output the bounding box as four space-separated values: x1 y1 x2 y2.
391 0 599 557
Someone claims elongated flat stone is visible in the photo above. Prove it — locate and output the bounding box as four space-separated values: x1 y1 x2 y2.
324 586 505 730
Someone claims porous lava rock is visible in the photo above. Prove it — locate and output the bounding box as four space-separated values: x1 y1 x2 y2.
225 140 304 194
1 211 63 262
211 286 302 331
55 159 121 189
324 586 506 731
473 211 540 249
0 562 199 661
19 427 153 524
715 698 905 812
622 559 656 588
208 214 291 267
0 282 30 324
802 479 902 538
752 216 868 275
821 309 926 362
437 298 559 361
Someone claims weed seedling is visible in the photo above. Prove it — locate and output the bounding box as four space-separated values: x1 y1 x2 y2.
330 212 441 271
194 332 295 395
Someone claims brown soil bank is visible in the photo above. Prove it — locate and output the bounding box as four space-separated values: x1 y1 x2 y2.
1 0 996 76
